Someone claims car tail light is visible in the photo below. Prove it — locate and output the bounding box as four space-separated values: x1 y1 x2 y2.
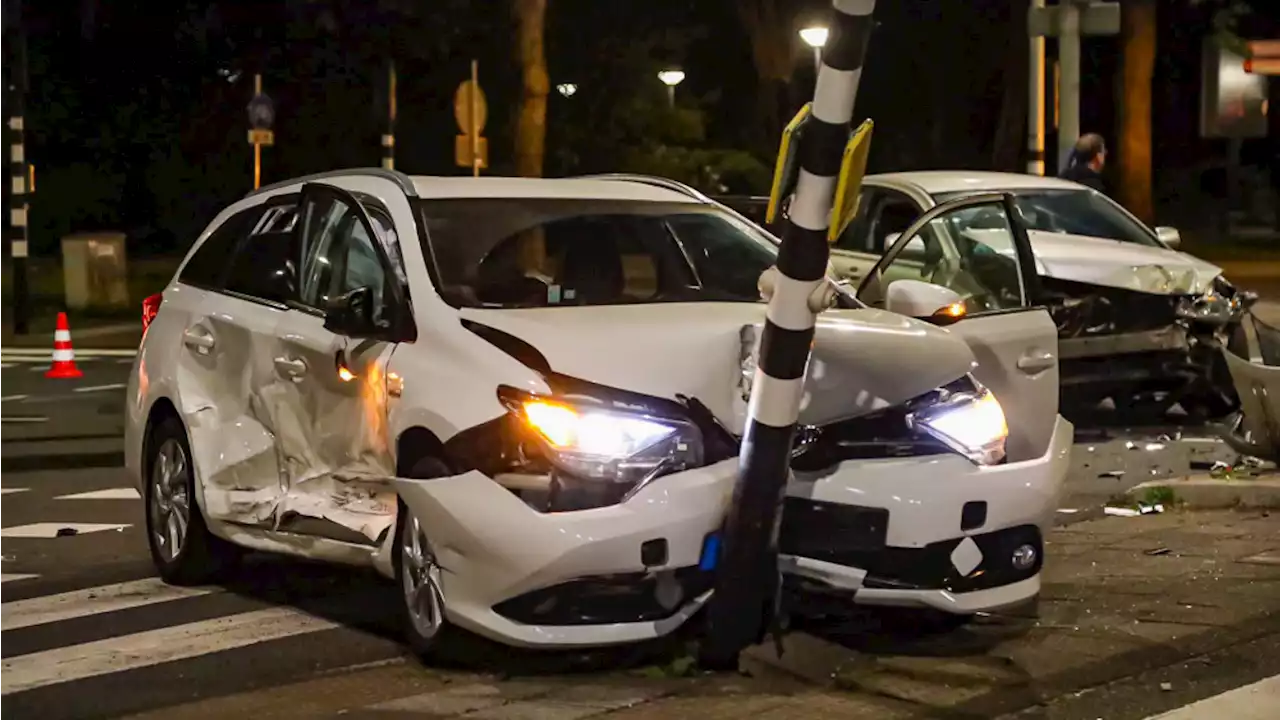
142 293 163 332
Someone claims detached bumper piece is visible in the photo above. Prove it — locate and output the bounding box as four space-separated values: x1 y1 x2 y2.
493 566 714 626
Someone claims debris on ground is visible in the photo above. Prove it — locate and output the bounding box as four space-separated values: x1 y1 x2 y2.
1099 470 1125 478
1160 682 1173 692
55 527 79 537
1145 547 1171 556
1104 503 1164 518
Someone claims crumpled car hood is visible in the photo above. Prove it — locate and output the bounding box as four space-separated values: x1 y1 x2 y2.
1026 230 1222 295
458 303 974 431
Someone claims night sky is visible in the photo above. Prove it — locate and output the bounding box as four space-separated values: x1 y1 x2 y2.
6 0 1278 255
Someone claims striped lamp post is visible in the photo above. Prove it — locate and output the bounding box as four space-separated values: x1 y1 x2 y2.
6 0 31 335
701 0 876 669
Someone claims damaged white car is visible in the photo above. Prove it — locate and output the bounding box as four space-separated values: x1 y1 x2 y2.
734 172 1254 420
125 169 1071 656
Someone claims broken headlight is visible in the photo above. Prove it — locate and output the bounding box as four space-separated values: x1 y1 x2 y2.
906 385 1008 465
1176 277 1246 325
498 386 704 508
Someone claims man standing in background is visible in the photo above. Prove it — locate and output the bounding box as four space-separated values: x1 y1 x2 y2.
1060 133 1108 194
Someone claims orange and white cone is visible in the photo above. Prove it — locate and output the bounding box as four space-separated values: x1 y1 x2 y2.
45 312 84 379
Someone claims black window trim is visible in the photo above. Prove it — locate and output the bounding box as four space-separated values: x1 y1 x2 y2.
291 182 416 342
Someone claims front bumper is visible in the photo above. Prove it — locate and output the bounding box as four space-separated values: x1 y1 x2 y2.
394 416 1071 647
779 415 1072 614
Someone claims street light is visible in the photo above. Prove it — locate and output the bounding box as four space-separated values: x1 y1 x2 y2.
799 25 828 73
556 82 577 97
658 69 685 107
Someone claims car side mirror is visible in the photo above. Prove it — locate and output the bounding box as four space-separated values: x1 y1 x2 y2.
323 286 379 337
1156 226 1181 249
886 279 967 326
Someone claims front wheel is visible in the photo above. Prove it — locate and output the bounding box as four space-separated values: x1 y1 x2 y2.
394 457 461 660
144 417 241 585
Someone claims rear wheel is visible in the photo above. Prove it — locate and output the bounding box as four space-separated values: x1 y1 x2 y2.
145 417 241 585
395 456 460 660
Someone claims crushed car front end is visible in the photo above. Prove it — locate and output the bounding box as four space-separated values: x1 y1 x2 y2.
393 306 1069 648
1044 272 1254 418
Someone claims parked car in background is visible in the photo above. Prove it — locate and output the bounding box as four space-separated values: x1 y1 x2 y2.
719 171 1255 420
127 170 1070 659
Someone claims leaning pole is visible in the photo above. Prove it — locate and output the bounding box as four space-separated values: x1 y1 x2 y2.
700 0 876 669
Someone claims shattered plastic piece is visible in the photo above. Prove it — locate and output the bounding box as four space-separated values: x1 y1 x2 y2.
1105 507 1140 517
1145 547 1171 556
1144 443 1165 451
1160 682 1173 692
1125 441 1137 450
1056 508 1080 514
1156 434 1172 442
1138 503 1164 514
1099 470 1125 478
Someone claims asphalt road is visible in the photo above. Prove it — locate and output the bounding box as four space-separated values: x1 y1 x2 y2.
0 344 1272 719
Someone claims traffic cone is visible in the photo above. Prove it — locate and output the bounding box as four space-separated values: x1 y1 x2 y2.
45 312 83 379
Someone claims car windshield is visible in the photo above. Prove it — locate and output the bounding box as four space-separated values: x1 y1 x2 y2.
416 198 780 308
933 188 1159 247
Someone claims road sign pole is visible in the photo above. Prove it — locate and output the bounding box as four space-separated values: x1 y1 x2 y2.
1028 1 1119 173
383 60 397 170
253 74 262 190
1027 0 1047 175
6 0 31 335
470 60 480 177
1058 1 1081 171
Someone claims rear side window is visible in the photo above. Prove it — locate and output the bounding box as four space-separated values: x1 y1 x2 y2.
223 204 300 305
178 208 261 289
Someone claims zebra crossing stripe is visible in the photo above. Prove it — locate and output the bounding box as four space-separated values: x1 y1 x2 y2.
1 578 217 631
1 606 340 695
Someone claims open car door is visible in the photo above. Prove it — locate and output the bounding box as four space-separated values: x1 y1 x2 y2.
856 192 1059 463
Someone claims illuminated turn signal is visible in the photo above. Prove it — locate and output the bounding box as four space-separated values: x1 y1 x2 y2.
523 401 578 447
928 301 967 326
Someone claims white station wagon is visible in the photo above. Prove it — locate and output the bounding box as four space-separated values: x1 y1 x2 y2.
125 169 1071 657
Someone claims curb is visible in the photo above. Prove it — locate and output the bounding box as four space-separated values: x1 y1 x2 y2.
1127 475 1280 510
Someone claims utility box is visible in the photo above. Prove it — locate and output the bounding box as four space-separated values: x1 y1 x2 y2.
61 232 129 310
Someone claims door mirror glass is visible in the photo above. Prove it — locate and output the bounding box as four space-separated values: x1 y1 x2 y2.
1155 226 1181 249
323 286 379 337
886 279 966 324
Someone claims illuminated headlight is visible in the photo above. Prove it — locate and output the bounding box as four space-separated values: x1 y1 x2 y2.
501 389 704 489
907 388 1008 465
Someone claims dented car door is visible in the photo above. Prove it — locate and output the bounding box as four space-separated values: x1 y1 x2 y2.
179 201 299 527
858 193 1060 462
268 184 409 546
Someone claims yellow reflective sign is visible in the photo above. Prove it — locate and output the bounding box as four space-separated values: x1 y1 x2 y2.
829 119 874 242
765 103 812 225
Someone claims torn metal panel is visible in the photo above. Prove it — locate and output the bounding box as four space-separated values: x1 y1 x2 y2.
1221 341 1280 460
1059 325 1188 360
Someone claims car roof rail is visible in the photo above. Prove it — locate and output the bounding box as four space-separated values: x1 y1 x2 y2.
245 167 419 199
573 173 710 202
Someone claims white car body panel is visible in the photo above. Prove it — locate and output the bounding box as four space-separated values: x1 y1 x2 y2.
127 170 1071 650
459 303 975 433
827 171 1223 295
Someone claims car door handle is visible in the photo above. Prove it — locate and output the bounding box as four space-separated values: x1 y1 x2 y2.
1017 351 1055 373
182 328 215 353
273 356 307 380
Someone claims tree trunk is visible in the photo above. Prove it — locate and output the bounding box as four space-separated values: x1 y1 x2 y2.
1117 0 1156 223
990 0 1028 171
513 0 548 178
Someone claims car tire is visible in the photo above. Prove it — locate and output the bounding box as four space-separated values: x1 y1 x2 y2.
394 456 461 661
144 416 241 585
